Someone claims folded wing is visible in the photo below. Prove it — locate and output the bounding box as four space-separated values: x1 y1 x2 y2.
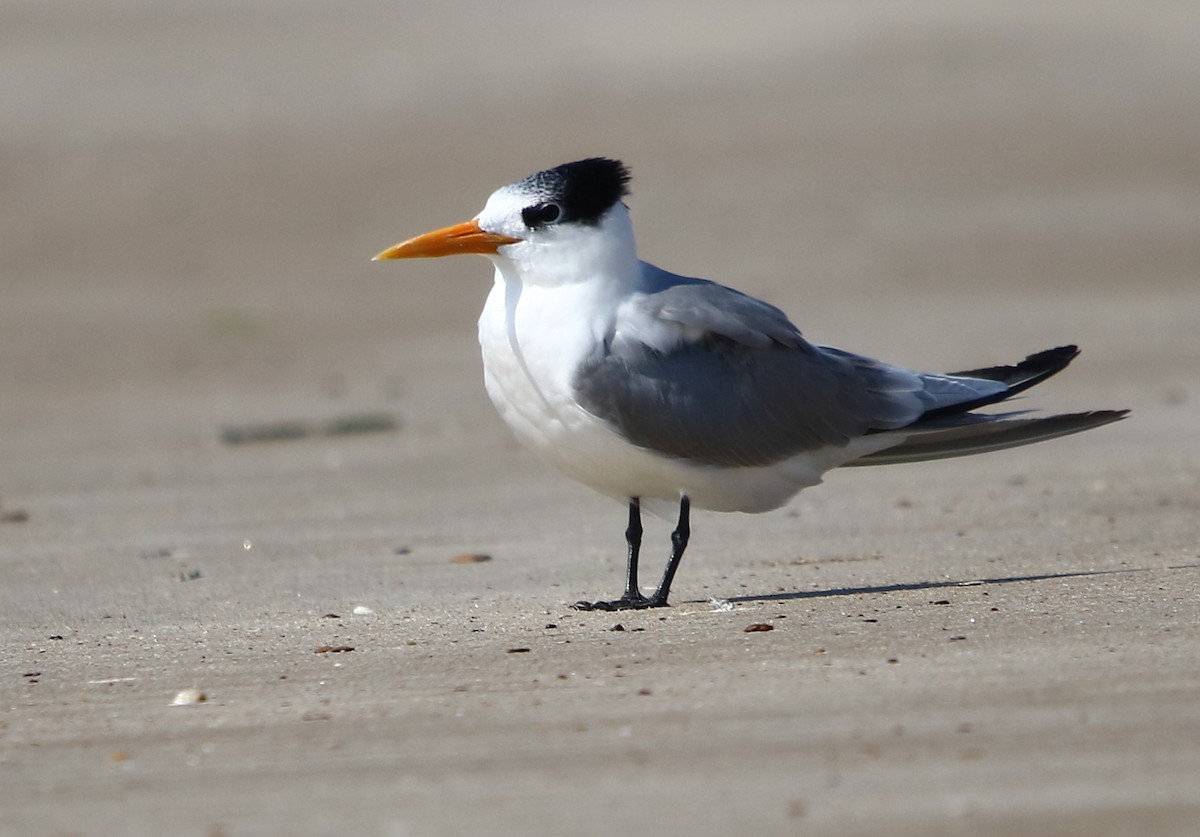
571 268 1084 469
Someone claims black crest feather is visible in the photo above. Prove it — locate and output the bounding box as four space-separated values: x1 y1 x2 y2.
518 158 631 226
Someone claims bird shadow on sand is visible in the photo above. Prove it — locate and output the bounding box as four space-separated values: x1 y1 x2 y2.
724 562 1200 605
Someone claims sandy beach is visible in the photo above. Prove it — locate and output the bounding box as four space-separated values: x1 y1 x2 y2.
2 2 1199 834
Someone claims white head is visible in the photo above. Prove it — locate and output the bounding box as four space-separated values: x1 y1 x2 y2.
374 158 639 288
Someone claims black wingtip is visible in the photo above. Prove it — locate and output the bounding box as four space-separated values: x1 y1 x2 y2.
915 345 1088 423
949 345 1080 396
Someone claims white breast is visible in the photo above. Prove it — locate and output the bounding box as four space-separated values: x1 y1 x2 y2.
477 274 623 473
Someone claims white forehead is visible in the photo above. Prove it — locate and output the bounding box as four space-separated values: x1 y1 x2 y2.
475 183 536 236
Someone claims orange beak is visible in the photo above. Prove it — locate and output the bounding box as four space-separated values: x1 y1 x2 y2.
372 220 520 261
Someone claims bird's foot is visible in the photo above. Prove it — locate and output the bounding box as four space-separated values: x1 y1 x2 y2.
571 593 668 611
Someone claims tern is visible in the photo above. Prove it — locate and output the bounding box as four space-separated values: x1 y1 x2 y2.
374 158 1127 611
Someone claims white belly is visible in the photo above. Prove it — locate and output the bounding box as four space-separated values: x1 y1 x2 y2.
476 276 863 513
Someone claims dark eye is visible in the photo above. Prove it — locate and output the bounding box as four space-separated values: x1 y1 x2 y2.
521 202 562 228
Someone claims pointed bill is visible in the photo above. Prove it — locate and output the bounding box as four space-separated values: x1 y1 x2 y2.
373 220 520 260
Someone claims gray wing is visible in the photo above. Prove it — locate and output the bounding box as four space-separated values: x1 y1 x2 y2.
573 269 1006 468
635 267 806 350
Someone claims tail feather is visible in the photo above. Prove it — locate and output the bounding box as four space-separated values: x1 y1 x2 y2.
844 409 1128 467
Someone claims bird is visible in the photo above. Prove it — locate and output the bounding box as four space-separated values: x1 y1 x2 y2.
373 157 1127 611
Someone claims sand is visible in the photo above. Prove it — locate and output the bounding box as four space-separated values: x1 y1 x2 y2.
2 2 1199 834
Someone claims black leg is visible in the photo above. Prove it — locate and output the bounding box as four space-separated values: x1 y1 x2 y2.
622 498 644 599
572 495 690 612
573 499 651 610
647 495 690 607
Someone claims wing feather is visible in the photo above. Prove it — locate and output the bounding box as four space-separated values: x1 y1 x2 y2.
574 269 934 466
571 266 1107 470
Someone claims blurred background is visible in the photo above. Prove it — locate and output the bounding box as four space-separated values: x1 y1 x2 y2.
1 0 1197 553
4 6 1198 830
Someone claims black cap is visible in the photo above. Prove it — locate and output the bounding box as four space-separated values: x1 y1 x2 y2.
516 158 631 227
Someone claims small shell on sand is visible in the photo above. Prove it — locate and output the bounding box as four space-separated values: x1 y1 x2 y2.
171 688 207 706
